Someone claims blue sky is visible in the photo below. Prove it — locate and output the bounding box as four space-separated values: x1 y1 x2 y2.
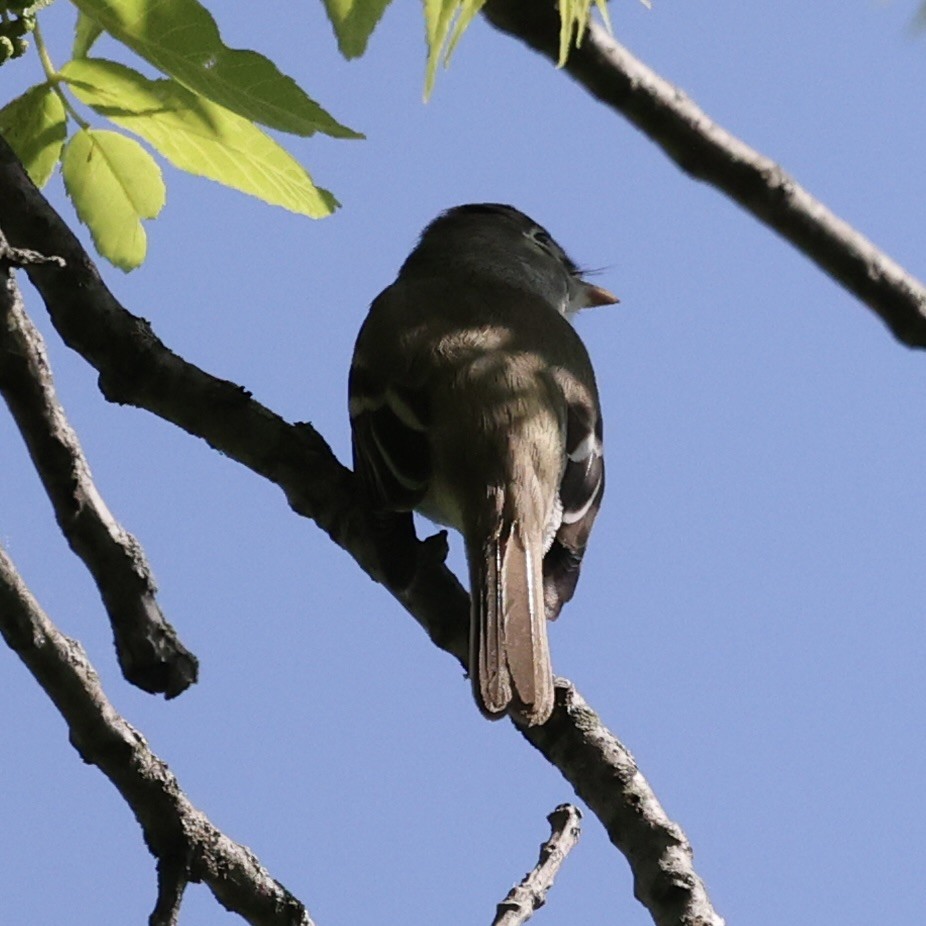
3 2 926 924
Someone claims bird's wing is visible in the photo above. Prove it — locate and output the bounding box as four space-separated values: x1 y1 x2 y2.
543 395 605 620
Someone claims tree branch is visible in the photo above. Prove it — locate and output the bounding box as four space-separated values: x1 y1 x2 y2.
0 234 197 697
0 135 723 926
483 0 926 348
0 542 315 926
521 682 722 926
492 803 582 926
0 132 471 663
152 854 189 926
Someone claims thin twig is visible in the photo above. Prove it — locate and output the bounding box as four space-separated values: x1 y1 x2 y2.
483 0 926 348
0 542 314 926
0 233 197 697
492 804 582 926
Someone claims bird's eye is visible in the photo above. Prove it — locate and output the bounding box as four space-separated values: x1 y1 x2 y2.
526 226 579 274
528 227 556 254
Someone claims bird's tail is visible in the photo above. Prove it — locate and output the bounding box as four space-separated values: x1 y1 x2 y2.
468 519 554 726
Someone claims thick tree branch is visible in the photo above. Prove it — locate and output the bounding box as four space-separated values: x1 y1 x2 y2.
483 0 926 348
0 238 197 697
0 133 471 663
492 803 582 926
0 137 722 926
0 543 315 926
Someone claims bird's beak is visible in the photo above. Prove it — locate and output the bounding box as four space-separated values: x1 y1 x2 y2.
582 282 619 307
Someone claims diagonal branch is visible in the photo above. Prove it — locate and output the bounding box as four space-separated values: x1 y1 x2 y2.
0 542 315 926
0 234 197 698
0 138 721 926
483 0 926 348
0 132 471 664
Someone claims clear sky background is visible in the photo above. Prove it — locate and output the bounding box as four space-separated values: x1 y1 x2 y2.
3 2 925 924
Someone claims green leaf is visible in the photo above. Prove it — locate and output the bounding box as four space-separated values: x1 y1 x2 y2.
61 127 165 271
73 11 103 58
0 84 67 188
595 0 616 34
423 0 456 99
322 0 392 59
558 0 583 67
444 0 487 62
557 0 614 68
422 0 486 98
69 0 361 139
60 58 337 218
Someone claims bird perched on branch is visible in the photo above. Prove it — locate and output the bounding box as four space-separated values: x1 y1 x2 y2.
349 204 615 726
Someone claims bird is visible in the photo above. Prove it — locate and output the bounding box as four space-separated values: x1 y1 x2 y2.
348 203 615 726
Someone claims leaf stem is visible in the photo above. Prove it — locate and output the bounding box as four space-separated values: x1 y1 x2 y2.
33 20 89 130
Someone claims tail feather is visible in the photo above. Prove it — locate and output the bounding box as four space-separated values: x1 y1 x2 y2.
473 534 510 715
469 521 554 726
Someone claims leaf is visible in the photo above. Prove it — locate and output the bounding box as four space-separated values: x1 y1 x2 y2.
558 0 584 68
322 0 392 59
61 128 165 271
423 0 454 99
73 11 103 58
596 0 616 34
443 0 487 65
0 84 67 188
557 0 616 67
60 58 337 218
69 0 361 139
423 0 486 99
